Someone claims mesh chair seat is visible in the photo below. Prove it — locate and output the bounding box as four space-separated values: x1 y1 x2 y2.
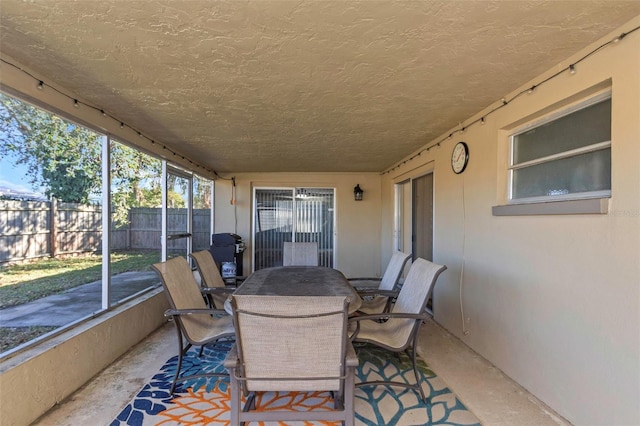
354 294 389 313
349 315 417 349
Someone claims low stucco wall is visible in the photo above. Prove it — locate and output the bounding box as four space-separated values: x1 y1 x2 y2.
0 289 168 426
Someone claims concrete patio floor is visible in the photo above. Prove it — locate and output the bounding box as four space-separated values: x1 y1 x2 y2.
0 271 159 327
2 267 570 425
33 318 571 426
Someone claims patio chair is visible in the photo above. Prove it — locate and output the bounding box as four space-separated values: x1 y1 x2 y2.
349 257 446 402
224 295 358 425
152 256 235 394
282 241 319 266
189 250 236 310
348 251 411 314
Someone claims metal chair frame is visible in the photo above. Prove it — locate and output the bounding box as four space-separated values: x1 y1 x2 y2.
349 258 446 402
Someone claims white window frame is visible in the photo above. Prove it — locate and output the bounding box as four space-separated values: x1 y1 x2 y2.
0 89 214 359
507 89 611 205
492 86 613 216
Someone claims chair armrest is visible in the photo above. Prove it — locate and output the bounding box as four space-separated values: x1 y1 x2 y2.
223 276 247 286
355 289 399 297
223 343 239 369
164 308 227 318
348 312 428 339
347 277 382 282
201 287 236 294
349 312 428 323
345 342 359 367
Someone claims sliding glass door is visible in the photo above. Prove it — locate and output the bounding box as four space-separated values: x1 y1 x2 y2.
253 188 334 270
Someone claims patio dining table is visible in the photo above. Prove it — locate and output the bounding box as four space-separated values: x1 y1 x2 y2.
224 266 362 314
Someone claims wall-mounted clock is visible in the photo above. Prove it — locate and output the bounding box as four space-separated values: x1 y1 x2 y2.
451 141 469 174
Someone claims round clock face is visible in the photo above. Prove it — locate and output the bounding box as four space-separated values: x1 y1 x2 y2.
451 142 469 174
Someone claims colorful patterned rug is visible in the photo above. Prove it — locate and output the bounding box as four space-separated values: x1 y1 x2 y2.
111 342 480 425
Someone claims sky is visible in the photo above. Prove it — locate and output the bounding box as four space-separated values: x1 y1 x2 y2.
0 152 45 198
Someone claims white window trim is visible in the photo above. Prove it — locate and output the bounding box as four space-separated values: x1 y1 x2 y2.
494 88 612 216
493 197 609 216
509 140 611 172
509 89 611 141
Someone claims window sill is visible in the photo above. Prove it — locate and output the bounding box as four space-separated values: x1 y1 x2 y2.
492 198 609 216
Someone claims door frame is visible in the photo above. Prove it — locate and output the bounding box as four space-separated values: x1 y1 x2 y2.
252 186 336 272
394 169 435 313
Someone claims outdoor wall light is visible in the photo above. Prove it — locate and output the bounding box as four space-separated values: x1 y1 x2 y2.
354 184 364 201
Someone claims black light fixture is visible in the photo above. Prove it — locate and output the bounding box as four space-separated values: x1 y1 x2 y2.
354 184 364 201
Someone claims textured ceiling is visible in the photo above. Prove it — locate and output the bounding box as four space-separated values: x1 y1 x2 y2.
1 1 638 173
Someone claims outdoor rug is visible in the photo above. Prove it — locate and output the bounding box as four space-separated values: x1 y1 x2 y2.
111 343 481 426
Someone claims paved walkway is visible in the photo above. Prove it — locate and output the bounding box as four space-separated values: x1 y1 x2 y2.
0 271 160 327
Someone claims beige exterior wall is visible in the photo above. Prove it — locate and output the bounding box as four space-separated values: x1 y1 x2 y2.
214 172 384 279
0 291 168 426
381 17 640 425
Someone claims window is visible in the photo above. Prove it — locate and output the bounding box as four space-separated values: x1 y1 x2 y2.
509 91 611 203
0 91 213 356
192 175 213 252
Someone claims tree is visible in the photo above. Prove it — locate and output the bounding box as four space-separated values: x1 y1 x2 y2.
0 93 102 203
109 141 163 225
1 92 205 226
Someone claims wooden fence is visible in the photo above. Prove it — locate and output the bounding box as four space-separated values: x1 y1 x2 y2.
0 200 211 264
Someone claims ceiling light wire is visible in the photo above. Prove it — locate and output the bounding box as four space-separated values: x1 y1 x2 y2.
0 22 636 180
381 24 639 175
0 58 218 178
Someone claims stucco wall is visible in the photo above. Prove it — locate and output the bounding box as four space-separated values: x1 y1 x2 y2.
214 172 383 279
0 290 168 426
381 17 640 425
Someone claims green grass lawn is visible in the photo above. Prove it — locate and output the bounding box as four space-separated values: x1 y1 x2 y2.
0 251 159 309
0 251 160 353
0 326 58 353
